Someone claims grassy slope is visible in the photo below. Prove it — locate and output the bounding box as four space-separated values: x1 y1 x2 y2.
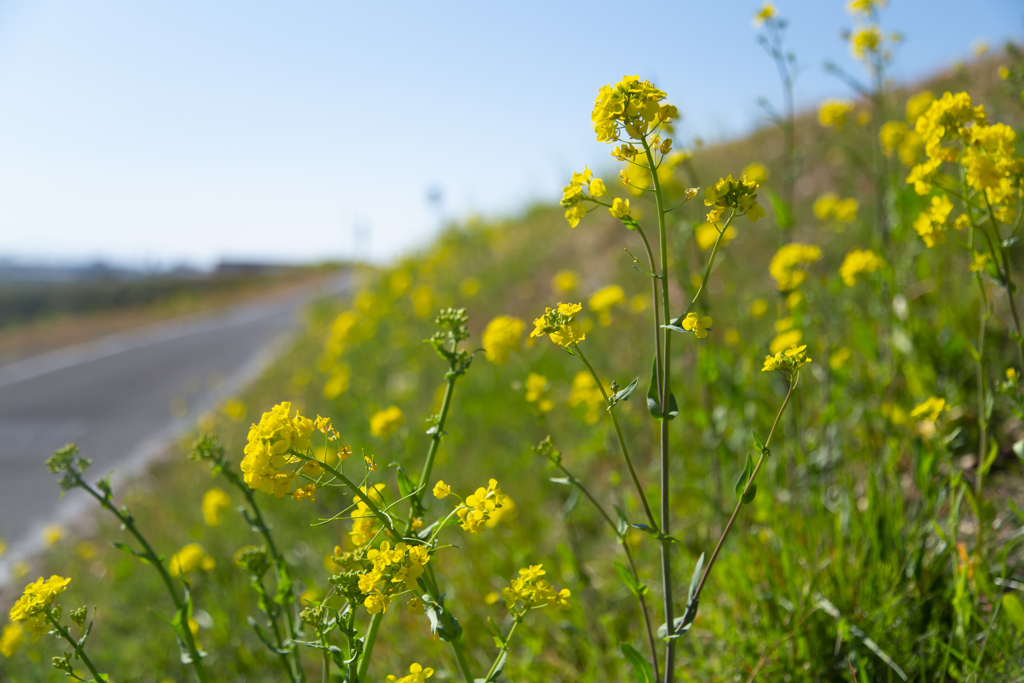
3 56 1024 682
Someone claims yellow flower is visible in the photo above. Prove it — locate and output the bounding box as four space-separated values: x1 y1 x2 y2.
830 347 852 370
42 525 65 547
457 479 509 533
169 543 215 577
531 302 586 347
814 193 858 223
9 575 71 638
839 249 885 286
370 406 404 439
589 285 625 326
552 269 578 293
525 373 554 413
971 251 992 273
880 121 908 156
769 329 803 355
742 162 770 185
847 0 886 14
769 243 822 291
482 315 525 364
568 371 606 425
365 590 390 615
202 488 231 527
913 194 953 248
753 2 776 26
240 402 315 497
762 344 811 373
591 75 675 144
589 178 607 197
385 662 435 683
911 397 949 422
1 623 24 658
905 90 936 123
749 298 769 318
501 564 571 612
681 312 712 339
609 197 631 220
704 174 765 222
819 100 854 128
850 25 881 61
433 481 451 500
694 222 737 250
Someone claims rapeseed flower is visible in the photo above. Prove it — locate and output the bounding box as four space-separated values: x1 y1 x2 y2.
525 373 554 413
851 25 881 61
770 329 803 355
386 663 434 683
169 543 215 577
0 623 23 657
742 162 769 184
552 270 578 294
370 406 404 439
240 402 314 497
592 75 676 144
350 484 387 546
589 285 625 326
482 315 525 364
749 298 769 318
911 397 949 422
531 303 586 347
763 344 811 374
839 249 885 286
501 564 571 612
913 194 953 247
202 488 231 526
568 371 606 424
847 0 885 16
681 312 712 339
10 575 71 639
769 243 822 291
432 480 451 499
819 100 854 128
704 174 765 222
753 2 776 26
457 479 509 533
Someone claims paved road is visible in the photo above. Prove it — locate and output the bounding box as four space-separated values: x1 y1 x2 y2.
0 274 348 580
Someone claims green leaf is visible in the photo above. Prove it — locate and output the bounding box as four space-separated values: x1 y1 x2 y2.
611 378 639 406
665 392 679 420
424 595 463 642
615 562 649 597
765 189 792 230
734 454 757 504
752 430 766 455
395 466 414 499
619 643 655 683
613 506 629 537
646 357 662 420
687 553 705 607
1003 594 1024 632
548 476 573 485
629 522 658 535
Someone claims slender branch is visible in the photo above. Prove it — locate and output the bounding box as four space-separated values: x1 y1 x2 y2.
46 612 105 682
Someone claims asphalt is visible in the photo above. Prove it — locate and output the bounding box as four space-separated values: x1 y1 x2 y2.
0 274 349 581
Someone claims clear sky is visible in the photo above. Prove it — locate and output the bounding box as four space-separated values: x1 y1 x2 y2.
0 0 1020 268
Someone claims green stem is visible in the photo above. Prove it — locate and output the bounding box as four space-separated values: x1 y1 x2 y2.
410 371 459 523
355 612 382 682
572 343 658 529
687 374 797 615
47 613 105 682
291 454 397 536
75 478 208 683
484 615 523 682
642 134 676 683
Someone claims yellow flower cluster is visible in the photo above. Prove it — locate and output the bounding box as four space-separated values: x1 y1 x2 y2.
753 2 776 26
350 484 387 546
241 402 314 497
386 663 434 683
850 25 881 61
9 575 71 638
202 488 231 526
681 312 712 339
560 166 607 227
589 285 625 326
592 75 677 144
552 270 578 293
762 344 811 374
482 315 525 364
531 303 585 347
501 564 571 612
323 310 358 399
169 543 216 577
703 175 765 223
839 249 885 286
847 0 885 16
1 623 24 657
912 195 953 247
370 405 404 439
769 243 822 291
695 222 737 250
357 541 431 615
456 479 510 533
911 397 949 422
525 373 554 413
813 193 859 224
818 100 854 128
568 371 606 425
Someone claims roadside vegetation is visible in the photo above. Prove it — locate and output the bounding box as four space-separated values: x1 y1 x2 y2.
3 3 1024 681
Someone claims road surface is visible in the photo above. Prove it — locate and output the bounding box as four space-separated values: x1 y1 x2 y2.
0 274 348 581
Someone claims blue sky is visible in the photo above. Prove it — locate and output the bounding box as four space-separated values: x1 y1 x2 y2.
0 1 1020 267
